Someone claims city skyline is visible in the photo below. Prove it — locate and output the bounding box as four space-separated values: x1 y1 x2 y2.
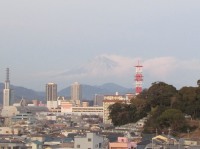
1 1 200 91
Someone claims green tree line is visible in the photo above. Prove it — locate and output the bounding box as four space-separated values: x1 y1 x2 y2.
108 80 200 134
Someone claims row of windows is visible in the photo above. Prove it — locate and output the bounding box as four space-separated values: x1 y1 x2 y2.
76 139 102 148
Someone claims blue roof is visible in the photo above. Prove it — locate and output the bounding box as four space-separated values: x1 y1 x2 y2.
32 140 43 145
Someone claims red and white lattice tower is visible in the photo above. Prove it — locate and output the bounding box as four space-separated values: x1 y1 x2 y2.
135 61 143 95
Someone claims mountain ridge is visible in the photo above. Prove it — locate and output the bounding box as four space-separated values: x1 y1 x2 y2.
0 82 134 104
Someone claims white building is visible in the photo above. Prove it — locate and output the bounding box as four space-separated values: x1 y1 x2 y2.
74 132 108 149
60 101 103 116
1 106 49 117
72 106 103 116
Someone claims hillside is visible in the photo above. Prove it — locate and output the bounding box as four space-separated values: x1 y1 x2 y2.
59 83 133 100
178 119 200 138
0 83 45 104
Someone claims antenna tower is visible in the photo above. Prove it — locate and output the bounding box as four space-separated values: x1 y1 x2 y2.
6 68 10 82
135 61 143 95
5 68 10 89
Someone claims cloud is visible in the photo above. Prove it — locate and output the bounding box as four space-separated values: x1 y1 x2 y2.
178 59 200 70
143 57 178 78
31 55 200 89
144 57 200 79
35 55 200 80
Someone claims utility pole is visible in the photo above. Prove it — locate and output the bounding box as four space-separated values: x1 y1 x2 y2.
187 128 190 138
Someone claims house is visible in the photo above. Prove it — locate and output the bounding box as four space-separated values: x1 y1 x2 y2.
109 137 137 149
74 132 108 149
0 127 21 135
26 140 43 149
0 138 26 149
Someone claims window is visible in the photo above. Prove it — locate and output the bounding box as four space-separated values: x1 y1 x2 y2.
88 138 92 142
99 143 102 148
77 145 80 148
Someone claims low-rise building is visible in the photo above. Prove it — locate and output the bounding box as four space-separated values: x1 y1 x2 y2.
1 106 49 117
54 101 104 116
109 137 137 149
0 138 26 149
74 132 108 149
72 106 103 116
26 140 43 149
0 127 21 135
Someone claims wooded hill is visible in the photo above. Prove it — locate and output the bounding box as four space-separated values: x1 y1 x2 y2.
109 81 200 136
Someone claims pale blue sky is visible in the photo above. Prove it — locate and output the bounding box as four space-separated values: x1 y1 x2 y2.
1 0 200 91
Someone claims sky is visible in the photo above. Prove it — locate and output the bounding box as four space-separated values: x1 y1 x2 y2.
1 0 200 91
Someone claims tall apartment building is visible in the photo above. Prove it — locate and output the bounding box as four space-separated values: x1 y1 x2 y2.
94 94 104 106
103 92 129 124
3 68 12 107
71 82 82 105
46 83 58 109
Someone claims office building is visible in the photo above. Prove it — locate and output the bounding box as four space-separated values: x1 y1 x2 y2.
46 83 58 109
71 82 82 105
94 94 104 106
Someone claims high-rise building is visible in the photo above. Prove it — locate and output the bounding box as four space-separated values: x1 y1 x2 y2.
71 82 82 105
94 94 104 106
3 68 12 107
46 83 58 109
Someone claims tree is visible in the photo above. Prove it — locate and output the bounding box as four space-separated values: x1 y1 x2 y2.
157 109 186 131
131 97 150 120
197 80 200 87
109 81 200 134
108 103 137 126
143 82 179 133
147 82 177 108
177 86 200 119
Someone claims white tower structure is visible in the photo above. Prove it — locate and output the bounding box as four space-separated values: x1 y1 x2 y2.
3 68 12 107
71 82 82 105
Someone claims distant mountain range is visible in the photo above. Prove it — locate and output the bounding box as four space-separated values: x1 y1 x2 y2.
0 83 134 104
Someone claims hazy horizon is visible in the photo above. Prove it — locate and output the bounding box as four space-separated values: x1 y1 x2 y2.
1 1 200 91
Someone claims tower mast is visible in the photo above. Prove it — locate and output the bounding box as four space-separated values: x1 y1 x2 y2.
135 61 143 95
3 68 11 106
5 68 10 89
